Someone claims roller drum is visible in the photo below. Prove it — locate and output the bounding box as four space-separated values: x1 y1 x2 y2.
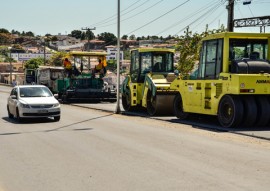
147 94 175 116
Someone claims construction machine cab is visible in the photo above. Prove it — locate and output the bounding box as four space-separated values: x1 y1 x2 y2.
130 48 175 83
193 32 270 80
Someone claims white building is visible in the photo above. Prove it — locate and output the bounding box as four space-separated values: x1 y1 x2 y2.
106 46 124 61
11 53 53 61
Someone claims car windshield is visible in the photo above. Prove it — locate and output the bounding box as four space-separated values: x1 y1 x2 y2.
19 87 53 97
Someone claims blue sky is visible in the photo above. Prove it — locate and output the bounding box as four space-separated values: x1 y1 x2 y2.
1 0 269 37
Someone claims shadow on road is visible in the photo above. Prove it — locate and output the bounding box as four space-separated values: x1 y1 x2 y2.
122 111 270 133
0 113 113 136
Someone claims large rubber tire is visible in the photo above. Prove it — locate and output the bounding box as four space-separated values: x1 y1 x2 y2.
218 95 244 128
122 94 131 111
268 96 270 126
121 89 137 112
7 105 14 118
173 94 189 120
255 96 270 127
146 91 157 116
242 96 257 127
62 94 69 104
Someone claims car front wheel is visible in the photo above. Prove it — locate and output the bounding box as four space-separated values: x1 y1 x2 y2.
7 105 14 118
16 107 23 122
54 116 60 122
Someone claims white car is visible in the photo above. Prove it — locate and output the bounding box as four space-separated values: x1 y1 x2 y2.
7 85 61 122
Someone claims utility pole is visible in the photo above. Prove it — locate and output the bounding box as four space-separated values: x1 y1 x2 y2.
44 40 46 65
82 27 96 51
227 0 235 32
8 47 12 85
115 0 121 114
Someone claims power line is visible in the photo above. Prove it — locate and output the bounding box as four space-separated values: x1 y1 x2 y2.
88 0 144 27
97 0 164 29
247 5 255 17
173 1 224 35
155 0 219 36
92 0 151 28
191 1 226 32
127 0 191 35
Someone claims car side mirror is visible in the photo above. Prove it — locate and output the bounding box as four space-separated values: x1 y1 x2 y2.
54 94 59 99
10 95 17 99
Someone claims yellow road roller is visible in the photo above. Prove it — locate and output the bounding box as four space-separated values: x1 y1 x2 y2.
171 32 270 128
121 48 177 115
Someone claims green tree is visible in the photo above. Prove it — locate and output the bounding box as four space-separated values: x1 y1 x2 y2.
24 57 44 69
71 30 82 39
0 47 16 62
0 28 9 33
123 50 130 60
98 32 117 45
48 51 68 66
122 35 128 40
85 30 95 40
150 35 159 40
81 32 86 40
129 34 136 40
11 30 20 35
175 28 201 76
0 46 9 57
51 36 58 42
175 26 226 77
25 31 35 37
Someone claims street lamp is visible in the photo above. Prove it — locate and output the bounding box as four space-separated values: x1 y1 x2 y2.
8 47 13 86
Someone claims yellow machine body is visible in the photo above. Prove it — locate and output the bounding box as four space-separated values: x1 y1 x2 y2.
121 48 177 115
171 32 270 128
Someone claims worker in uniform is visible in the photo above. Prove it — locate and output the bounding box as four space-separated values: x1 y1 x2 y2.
63 58 72 77
94 58 107 77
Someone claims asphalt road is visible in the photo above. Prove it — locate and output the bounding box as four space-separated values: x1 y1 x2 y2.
1 85 270 190
71 102 270 141
1 84 270 140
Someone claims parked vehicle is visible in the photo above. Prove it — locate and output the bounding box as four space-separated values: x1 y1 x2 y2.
171 32 270 128
121 48 177 115
7 85 61 122
56 51 117 103
24 66 65 93
121 32 270 128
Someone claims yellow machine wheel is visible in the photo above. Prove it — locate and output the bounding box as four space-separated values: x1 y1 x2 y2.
242 96 257 127
173 94 189 120
218 95 244 128
146 92 157 116
255 96 270 127
121 89 140 112
122 93 132 111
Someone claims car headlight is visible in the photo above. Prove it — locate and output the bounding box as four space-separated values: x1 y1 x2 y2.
53 103 60 107
20 103 30 108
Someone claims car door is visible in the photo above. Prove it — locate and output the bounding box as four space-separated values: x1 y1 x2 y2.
8 88 18 115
